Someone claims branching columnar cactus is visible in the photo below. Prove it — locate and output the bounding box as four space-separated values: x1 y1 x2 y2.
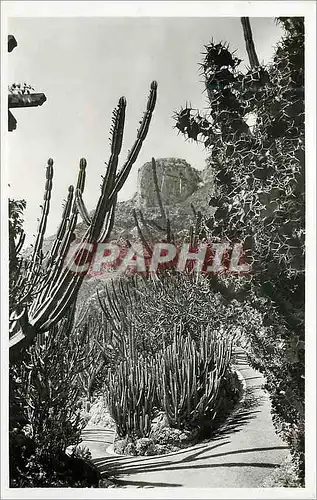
104 328 157 438
104 321 233 438
9 81 157 359
155 324 232 429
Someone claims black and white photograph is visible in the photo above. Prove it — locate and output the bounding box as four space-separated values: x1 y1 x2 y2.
1 1 316 498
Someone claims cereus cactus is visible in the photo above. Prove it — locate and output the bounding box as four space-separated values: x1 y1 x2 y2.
104 327 157 438
9 81 157 359
155 324 232 430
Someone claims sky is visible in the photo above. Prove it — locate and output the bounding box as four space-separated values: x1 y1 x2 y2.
7 16 282 243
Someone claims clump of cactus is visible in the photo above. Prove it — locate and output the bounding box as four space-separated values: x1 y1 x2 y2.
104 329 157 438
156 324 232 430
104 322 233 439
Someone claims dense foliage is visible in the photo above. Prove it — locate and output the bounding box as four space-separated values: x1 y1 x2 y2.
174 17 305 482
99 270 255 445
97 271 263 357
9 305 103 487
104 321 239 445
9 202 101 487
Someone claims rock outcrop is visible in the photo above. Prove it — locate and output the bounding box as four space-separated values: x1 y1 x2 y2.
137 158 202 208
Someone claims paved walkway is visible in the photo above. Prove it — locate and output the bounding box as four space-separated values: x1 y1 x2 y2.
81 350 289 488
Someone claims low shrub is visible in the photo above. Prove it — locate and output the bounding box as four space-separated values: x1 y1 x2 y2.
149 417 199 453
261 456 302 488
10 448 102 488
244 306 305 483
9 312 101 487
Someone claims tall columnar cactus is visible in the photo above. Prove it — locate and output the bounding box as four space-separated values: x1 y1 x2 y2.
9 81 157 359
150 157 168 229
240 17 260 68
105 328 157 438
156 324 232 429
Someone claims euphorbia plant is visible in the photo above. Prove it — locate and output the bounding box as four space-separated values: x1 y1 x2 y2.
174 17 305 483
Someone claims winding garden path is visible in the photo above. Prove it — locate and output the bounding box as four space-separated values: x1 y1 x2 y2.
81 350 290 488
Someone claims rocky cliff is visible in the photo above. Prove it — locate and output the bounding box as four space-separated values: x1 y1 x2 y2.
73 157 215 243
136 158 202 208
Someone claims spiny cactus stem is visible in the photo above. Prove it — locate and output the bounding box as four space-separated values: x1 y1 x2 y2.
89 97 126 241
77 158 87 194
132 208 153 257
35 272 85 331
47 185 74 270
137 210 155 243
97 196 117 243
75 188 92 225
107 81 157 208
29 159 53 276
32 211 82 312
46 187 88 292
29 227 91 327
241 17 260 68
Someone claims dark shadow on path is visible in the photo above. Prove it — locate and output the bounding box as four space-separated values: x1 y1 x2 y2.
93 383 267 482
113 478 183 488
90 357 282 488
93 440 230 472
244 376 263 382
95 442 286 480
101 459 281 482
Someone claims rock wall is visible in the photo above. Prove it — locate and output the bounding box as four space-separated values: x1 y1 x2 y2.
137 158 202 208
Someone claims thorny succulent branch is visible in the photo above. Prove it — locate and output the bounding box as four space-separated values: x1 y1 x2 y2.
241 17 260 68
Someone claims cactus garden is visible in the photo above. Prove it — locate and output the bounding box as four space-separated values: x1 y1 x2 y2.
6 13 307 491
